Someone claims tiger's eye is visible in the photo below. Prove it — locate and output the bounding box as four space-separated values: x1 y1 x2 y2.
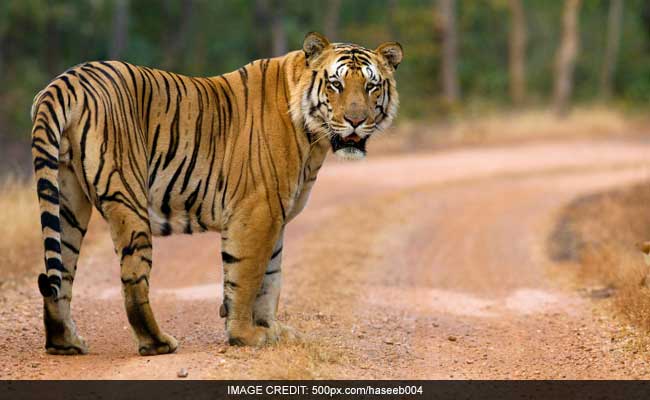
329 81 343 91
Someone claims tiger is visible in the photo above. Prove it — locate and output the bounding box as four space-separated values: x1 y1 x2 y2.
30 32 403 355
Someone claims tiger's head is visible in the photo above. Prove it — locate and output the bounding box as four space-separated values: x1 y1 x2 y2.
291 32 403 160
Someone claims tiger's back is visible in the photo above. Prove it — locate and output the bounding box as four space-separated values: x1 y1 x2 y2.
37 58 309 238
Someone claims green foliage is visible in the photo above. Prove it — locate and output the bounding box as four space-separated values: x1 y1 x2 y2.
1 0 649 139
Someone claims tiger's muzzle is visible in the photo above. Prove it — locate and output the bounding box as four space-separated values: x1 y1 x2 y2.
330 132 369 160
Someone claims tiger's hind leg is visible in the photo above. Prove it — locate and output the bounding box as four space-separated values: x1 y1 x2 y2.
252 230 301 342
43 164 92 355
103 199 177 356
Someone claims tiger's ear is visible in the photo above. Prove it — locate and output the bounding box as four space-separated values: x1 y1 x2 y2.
303 32 330 63
376 42 403 70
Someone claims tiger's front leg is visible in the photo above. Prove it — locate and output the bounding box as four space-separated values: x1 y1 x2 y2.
252 230 284 327
252 230 302 342
220 207 286 346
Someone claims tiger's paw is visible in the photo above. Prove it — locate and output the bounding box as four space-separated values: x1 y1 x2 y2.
227 324 271 347
228 321 302 347
46 334 89 355
267 321 303 343
138 333 178 356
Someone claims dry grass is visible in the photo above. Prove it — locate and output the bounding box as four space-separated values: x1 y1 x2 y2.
0 177 104 287
0 177 42 285
550 182 650 335
245 341 348 379
374 106 645 154
204 337 349 380
443 106 633 143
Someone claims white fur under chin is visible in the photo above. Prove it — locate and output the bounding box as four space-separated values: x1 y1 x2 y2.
334 147 366 160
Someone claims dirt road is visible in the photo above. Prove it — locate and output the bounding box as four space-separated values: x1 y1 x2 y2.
3 138 650 379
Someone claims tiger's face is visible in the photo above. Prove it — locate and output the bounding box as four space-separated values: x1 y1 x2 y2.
292 32 403 160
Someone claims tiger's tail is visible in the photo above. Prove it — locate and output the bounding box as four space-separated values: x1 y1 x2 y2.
30 84 69 299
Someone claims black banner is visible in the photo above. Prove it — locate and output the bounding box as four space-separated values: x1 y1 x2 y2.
2 380 650 400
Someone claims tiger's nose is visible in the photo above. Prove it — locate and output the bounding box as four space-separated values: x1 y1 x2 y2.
344 115 366 128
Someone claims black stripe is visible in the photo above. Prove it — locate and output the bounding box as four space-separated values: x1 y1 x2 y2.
224 280 239 288
184 181 202 212
121 274 149 286
44 237 61 253
32 137 59 158
122 246 135 258
46 258 65 272
60 206 87 235
195 204 208 232
38 273 53 297
41 212 61 233
43 101 61 133
161 157 187 216
221 251 241 264
37 178 59 205
149 124 161 165
121 243 152 259
271 246 283 260
181 80 204 193
255 319 270 328
148 154 163 189
78 105 93 195
33 156 58 171
221 295 231 318
38 273 63 298
53 85 66 115
184 220 193 235
161 222 172 236
60 75 77 101
61 240 80 254
163 92 181 169
48 275 62 288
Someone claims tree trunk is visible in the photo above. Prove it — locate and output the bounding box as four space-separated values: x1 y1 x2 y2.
324 0 342 41
43 2 61 77
254 0 288 57
254 0 271 57
642 1 650 50
438 0 460 105
270 1 287 56
44 25 61 76
163 0 194 70
109 0 129 60
387 0 400 40
508 0 527 106
0 36 4 78
600 0 623 99
553 0 581 117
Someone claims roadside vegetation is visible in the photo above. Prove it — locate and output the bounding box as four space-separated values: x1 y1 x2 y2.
374 106 646 154
0 177 104 287
550 181 650 337
0 177 42 285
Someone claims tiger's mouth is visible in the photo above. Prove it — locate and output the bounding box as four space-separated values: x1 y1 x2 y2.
330 133 368 160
